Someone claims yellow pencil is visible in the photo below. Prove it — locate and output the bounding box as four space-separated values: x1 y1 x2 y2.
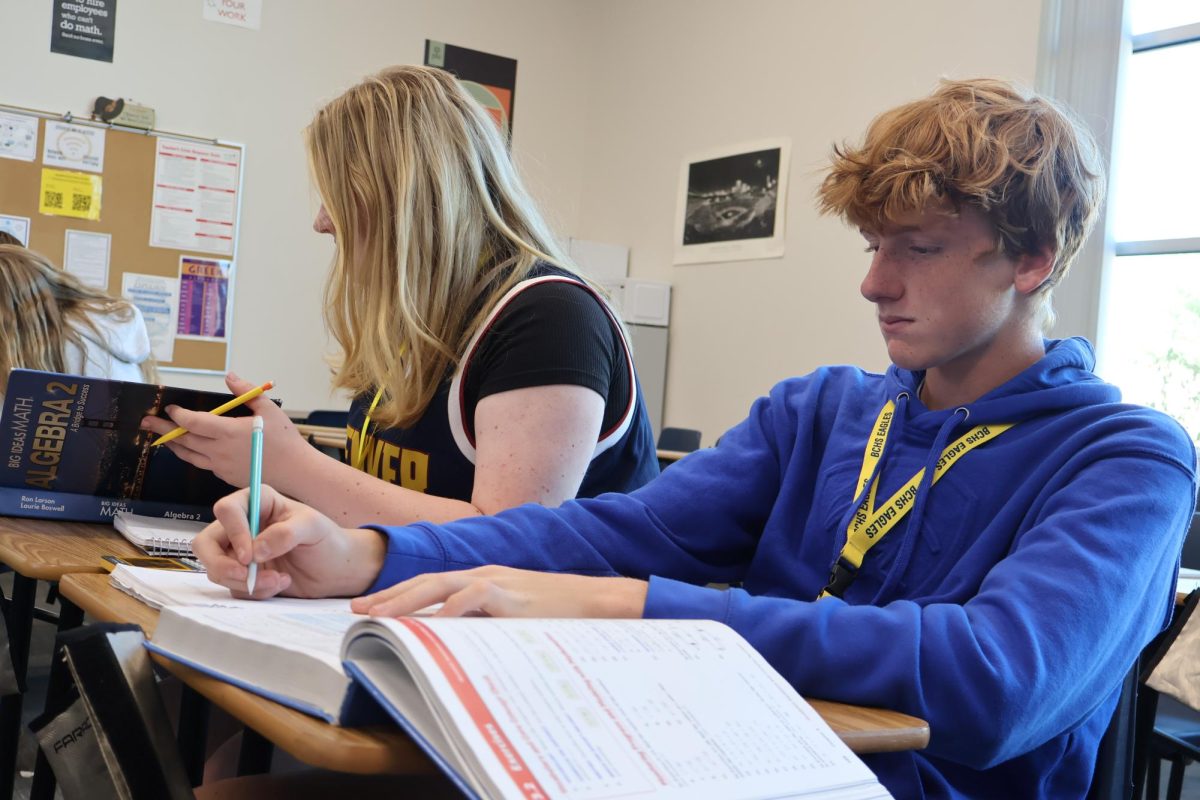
151 381 275 447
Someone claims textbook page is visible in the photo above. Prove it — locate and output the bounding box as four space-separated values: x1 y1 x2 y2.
110 565 352 611
364 618 891 800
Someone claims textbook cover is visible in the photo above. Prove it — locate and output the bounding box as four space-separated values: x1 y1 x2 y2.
0 369 253 523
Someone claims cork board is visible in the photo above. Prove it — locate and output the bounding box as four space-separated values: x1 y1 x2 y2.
0 105 244 373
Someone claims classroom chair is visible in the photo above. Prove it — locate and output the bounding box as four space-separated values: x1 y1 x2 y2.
656 427 702 471
1089 662 1141 800
301 409 350 429
657 427 702 453
1141 513 1200 800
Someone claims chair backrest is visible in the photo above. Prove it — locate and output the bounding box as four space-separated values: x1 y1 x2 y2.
1087 664 1139 800
303 409 349 429
657 427 701 452
1181 513 1200 571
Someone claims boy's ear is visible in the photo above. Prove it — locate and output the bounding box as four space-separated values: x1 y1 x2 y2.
1014 244 1056 295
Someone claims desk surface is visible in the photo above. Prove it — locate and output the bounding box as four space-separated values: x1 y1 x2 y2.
0 516 142 580
60 573 929 767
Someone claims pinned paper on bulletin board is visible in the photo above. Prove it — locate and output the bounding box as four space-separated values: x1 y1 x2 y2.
123 272 179 362
0 215 31 245
39 168 102 221
150 139 240 255
63 229 111 288
177 256 231 342
0 112 38 162
43 121 106 173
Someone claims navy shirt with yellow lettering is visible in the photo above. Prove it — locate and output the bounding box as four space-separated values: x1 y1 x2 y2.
344 265 658 502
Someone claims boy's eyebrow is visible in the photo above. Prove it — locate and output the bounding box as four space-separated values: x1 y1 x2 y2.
860 224 925 236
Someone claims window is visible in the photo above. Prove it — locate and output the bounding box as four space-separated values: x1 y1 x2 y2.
1099 5 1200 446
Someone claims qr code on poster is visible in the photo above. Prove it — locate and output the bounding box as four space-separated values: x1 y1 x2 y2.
72 194 91 213
43 191 63 209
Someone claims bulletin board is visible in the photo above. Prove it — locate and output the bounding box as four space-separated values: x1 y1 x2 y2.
0 104 245 374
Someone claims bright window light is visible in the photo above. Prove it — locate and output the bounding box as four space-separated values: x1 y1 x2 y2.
1110 39 1200 243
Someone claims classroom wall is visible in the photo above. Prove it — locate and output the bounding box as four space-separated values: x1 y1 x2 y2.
0 0 596 411
569 0 1046 445
4 1 1048 443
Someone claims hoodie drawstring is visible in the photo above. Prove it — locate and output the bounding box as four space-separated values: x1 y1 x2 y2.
820 394 1014 602
871 406 970 602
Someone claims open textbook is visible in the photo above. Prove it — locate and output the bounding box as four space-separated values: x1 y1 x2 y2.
0 369 262 522
139 565 893 799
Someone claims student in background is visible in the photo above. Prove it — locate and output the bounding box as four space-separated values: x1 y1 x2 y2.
0 243 154 390
142 65 658 527
197 79 1196 798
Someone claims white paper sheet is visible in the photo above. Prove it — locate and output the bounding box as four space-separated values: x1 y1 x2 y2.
63 229 111 288
122 272 179 362
43 121 106 173
0 214 31 245
150 138 241 255
0 112 38 162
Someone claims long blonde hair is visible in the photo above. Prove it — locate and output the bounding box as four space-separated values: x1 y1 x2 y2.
307 65 585 429
0 244 155 381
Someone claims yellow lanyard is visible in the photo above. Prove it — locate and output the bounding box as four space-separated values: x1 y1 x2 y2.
352 387 385 472
818 400 1014 599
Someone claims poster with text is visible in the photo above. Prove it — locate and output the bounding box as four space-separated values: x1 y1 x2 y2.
425 40 517 142
63 229 111 288
150 138 241 255
51 0 117 63
0 215 31 245
673 138 790 265
202 0 262 29
0 112 38 162
176 256 230 341
123 272 179 362
39 168 102 221
43 121 106 173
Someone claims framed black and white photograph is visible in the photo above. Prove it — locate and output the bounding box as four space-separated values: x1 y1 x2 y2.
673 138 790 265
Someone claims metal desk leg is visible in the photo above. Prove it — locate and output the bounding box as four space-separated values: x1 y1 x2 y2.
0 575 37 800
28 594 84 800
177 685 209 787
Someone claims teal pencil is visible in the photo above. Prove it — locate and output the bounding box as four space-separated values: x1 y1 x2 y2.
246 416 264 594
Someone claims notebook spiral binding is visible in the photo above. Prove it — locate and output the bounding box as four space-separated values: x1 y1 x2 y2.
147 535 194 556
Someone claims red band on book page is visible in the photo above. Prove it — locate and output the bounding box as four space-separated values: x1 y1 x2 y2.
397 619 551 800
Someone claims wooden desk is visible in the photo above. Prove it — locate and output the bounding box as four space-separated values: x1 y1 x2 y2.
295 423 348 452
0 516 144 799
59 573 928 760
59 573 432 775
656 448 691 464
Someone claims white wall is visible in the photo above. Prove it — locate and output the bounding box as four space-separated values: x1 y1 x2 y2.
1 0 595 410
571 0 1045 444
4 0 1048 442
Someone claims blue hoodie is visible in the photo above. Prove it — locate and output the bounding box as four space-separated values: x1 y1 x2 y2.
367 338 1197 799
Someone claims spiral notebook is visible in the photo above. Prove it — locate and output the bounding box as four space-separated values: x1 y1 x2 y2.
113 512 207 557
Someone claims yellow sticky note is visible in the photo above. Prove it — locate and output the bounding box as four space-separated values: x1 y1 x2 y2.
39 168 102 221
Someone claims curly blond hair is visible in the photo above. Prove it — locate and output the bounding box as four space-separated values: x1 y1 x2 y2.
818 78 1105 320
